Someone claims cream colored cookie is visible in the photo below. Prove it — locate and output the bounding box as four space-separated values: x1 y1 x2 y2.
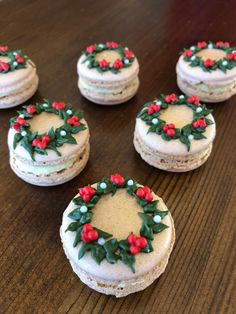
77 42 139 105
176 41 236 102
60 174 175 297
8 100 89 186
0 46 39 108
134 94 216 172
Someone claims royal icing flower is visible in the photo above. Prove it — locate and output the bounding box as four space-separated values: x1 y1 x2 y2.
67 116 80 126
79 186 96 202
106 41 118 49
136 186 153 202
110 173 125 186
52 102 66 110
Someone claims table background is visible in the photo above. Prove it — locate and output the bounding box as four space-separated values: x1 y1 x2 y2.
0 0 235 313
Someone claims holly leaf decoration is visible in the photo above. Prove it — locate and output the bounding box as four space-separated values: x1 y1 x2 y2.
68 208 81 221
73 226 83 247
141 239 153 253
140 223 154 240
94 228 113 239
78 243 94 259
13 133 22 149
66 221 81 232
138 212 154 226
104 239 119 264
91 245 106 264
120 251 135 273
143 200 158 213
152 223 169 234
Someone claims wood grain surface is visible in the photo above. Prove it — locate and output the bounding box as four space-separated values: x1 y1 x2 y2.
0 0 235 313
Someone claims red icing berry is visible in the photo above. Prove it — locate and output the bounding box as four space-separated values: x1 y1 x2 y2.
16 117 27 125
193 121 200 129
136 188 145 198
0 46 8 52
216 41 230 48
147 104 160 115
86 45 96 54
106 41 118 49
145 192 153 202
168 123 175 129
227 52 236 61
13 123 20 132
79 186 95 203
167 129 175 137
52 102 65 110
204 58 214 68
197 41 207 49
188 96 200 106
193 119 206 129
110 173 125 186
32 136 50 149
143 186 150 194
184 50 193 58
165 94 177 103
124 50 134 59
67 116 80 126
135 237 148 249
87 229 99 241
99 59 109 68
130 245 140 255
136 186 153 202
162 125 169 132
42 136 50 144
83 224 93 233
15 54 24 64
128 234 137 245
81 232 90 243
113 58 123 69
27 105 37 114
0 61 9 72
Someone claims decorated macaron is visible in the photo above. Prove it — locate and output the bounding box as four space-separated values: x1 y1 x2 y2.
134 93 216 172
0 45 38 109
77 41 139 105
176 41 236 102
60 174 175 297
8 100 89 186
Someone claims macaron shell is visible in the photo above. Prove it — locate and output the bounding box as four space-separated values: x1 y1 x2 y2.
61 187 174 281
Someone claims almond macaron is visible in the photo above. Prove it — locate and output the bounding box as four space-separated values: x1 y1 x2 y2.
134 93 216 172
60 174 175 297
8 100 89 186
176 41 236 102
0 45 38 109
77 41 139 105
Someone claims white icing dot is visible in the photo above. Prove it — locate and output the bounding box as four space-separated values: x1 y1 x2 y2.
127 179 134 186
153 215 162 223
66 109 72 115
13 52 17 56
124 47 129 50
100 182 107 189
42 103 48 108
179 95 185 99
222 60 228 66
60 130 66 137
124 59 129 64
21 131 27 137
190 55 196 61
19 114 24 118
13 61 18 66
156 100 162 106
152 118 158 125
85 60 90 66
196 107 202 113
80 206 88 213
208 44 213 49
188 134 194 141
190 46 196 51
233 50 236 54
98 238 105 245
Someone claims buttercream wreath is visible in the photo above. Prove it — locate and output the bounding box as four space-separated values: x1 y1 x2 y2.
182 41 236 72
82 41 135 74
0 45 29 74
10 99 86 160
66 174 169 273
137 93 214 151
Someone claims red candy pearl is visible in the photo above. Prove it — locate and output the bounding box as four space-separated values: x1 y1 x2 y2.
135 237 148 249
145 192 153 202
130 245 140 255
81 233 90 243
27 105 36 114
167 129 175 137
87 230 99 241
83 224 93 233
143 186 150 194
13 123 20 132
128 234 137 245
136 188 145 198
168 123 175 129
193 121 200 129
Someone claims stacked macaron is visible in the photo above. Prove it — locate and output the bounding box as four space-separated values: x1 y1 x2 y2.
176 41 236 102
60 174 175 297
0 45 38 109
77 41 139 105
8 100 89 186
134 93 216 172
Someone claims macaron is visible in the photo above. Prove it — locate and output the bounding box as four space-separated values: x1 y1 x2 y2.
8 100 89 186
77 41 139 105
60 174 175 297
0 45 39 109
134 93 216 172
176 41 236 102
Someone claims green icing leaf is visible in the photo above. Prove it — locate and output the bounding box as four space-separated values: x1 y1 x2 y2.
78 243 94 259
140 223 154 240
120 250 135 273
13 133 22 149
91 245 106 264
94 228 113 239
141 239 153 253
143 200 158 213
68 208 81 221
73 226 83 247
138 212 154 226
79 212 92 224
119 239 130 252
152 223 169 234
66 221 81 232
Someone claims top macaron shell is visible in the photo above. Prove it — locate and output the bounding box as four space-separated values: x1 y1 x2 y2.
77 54 139 84
60 188 174 281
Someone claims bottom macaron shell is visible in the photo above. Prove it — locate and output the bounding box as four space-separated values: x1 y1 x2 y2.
9 143 90 186
60 219 175 298
134 132 212 172
0 75 39 109
78 77 139 105
177 75 236 103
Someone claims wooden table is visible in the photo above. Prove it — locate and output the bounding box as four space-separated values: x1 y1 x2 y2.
0 1 235 313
